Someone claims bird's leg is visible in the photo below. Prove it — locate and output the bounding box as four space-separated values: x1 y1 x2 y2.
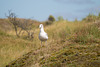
41 41 42 47
45 41 47 46
45 41 48 51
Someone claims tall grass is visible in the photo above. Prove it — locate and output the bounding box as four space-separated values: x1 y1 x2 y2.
73 23 100 44
0 31 38 67
45 21 100 45
0 20 100 67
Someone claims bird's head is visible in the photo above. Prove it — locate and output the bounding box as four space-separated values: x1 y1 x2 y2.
39 24 43 29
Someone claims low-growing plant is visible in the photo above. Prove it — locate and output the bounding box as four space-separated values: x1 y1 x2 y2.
45 21 53 25
73 24 100 44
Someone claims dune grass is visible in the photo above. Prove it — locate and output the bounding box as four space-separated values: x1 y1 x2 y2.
39 21 100 67
0 30 40 67
41 44 100 67
0 20 100 67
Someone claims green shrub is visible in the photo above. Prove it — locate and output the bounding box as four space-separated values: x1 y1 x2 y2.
45 21 53 25
48 15 56 22
57 16 64 21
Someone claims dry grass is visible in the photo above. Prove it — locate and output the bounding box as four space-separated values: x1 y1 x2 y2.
0 20 100 67
41 44 100 67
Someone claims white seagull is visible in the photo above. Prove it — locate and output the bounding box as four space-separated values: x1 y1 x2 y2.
39 24 48 47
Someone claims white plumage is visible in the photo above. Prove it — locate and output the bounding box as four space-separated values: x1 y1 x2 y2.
39 24 48 47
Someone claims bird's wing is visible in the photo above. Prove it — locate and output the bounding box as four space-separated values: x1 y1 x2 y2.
45 33 48 36
45 32 48 39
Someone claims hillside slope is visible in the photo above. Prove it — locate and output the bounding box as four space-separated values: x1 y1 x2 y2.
5 20 100 67
0 18 41 67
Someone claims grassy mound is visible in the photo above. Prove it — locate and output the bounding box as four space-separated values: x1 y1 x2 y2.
41 44 100 67
0 20 100 67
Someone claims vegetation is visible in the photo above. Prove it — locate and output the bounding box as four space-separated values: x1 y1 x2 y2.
6 10 20 37
48 15 55 22
0 13 100 67
45 21 53 25
45 15 56 25
6 10 35 39
57 16 64 21
41 44 100 67
82 13 100 22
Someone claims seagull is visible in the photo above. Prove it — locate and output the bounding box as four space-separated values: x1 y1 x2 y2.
39 24 48 47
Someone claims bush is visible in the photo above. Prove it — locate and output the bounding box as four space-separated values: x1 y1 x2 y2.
57 16 64 21
82 14 97 22
72 24 100 44
48 15 55 22
45 21 53 25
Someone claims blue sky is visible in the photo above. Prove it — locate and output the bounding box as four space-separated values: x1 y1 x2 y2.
0 0 100 21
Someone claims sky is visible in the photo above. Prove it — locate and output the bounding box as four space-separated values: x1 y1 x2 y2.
0 0 100 21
